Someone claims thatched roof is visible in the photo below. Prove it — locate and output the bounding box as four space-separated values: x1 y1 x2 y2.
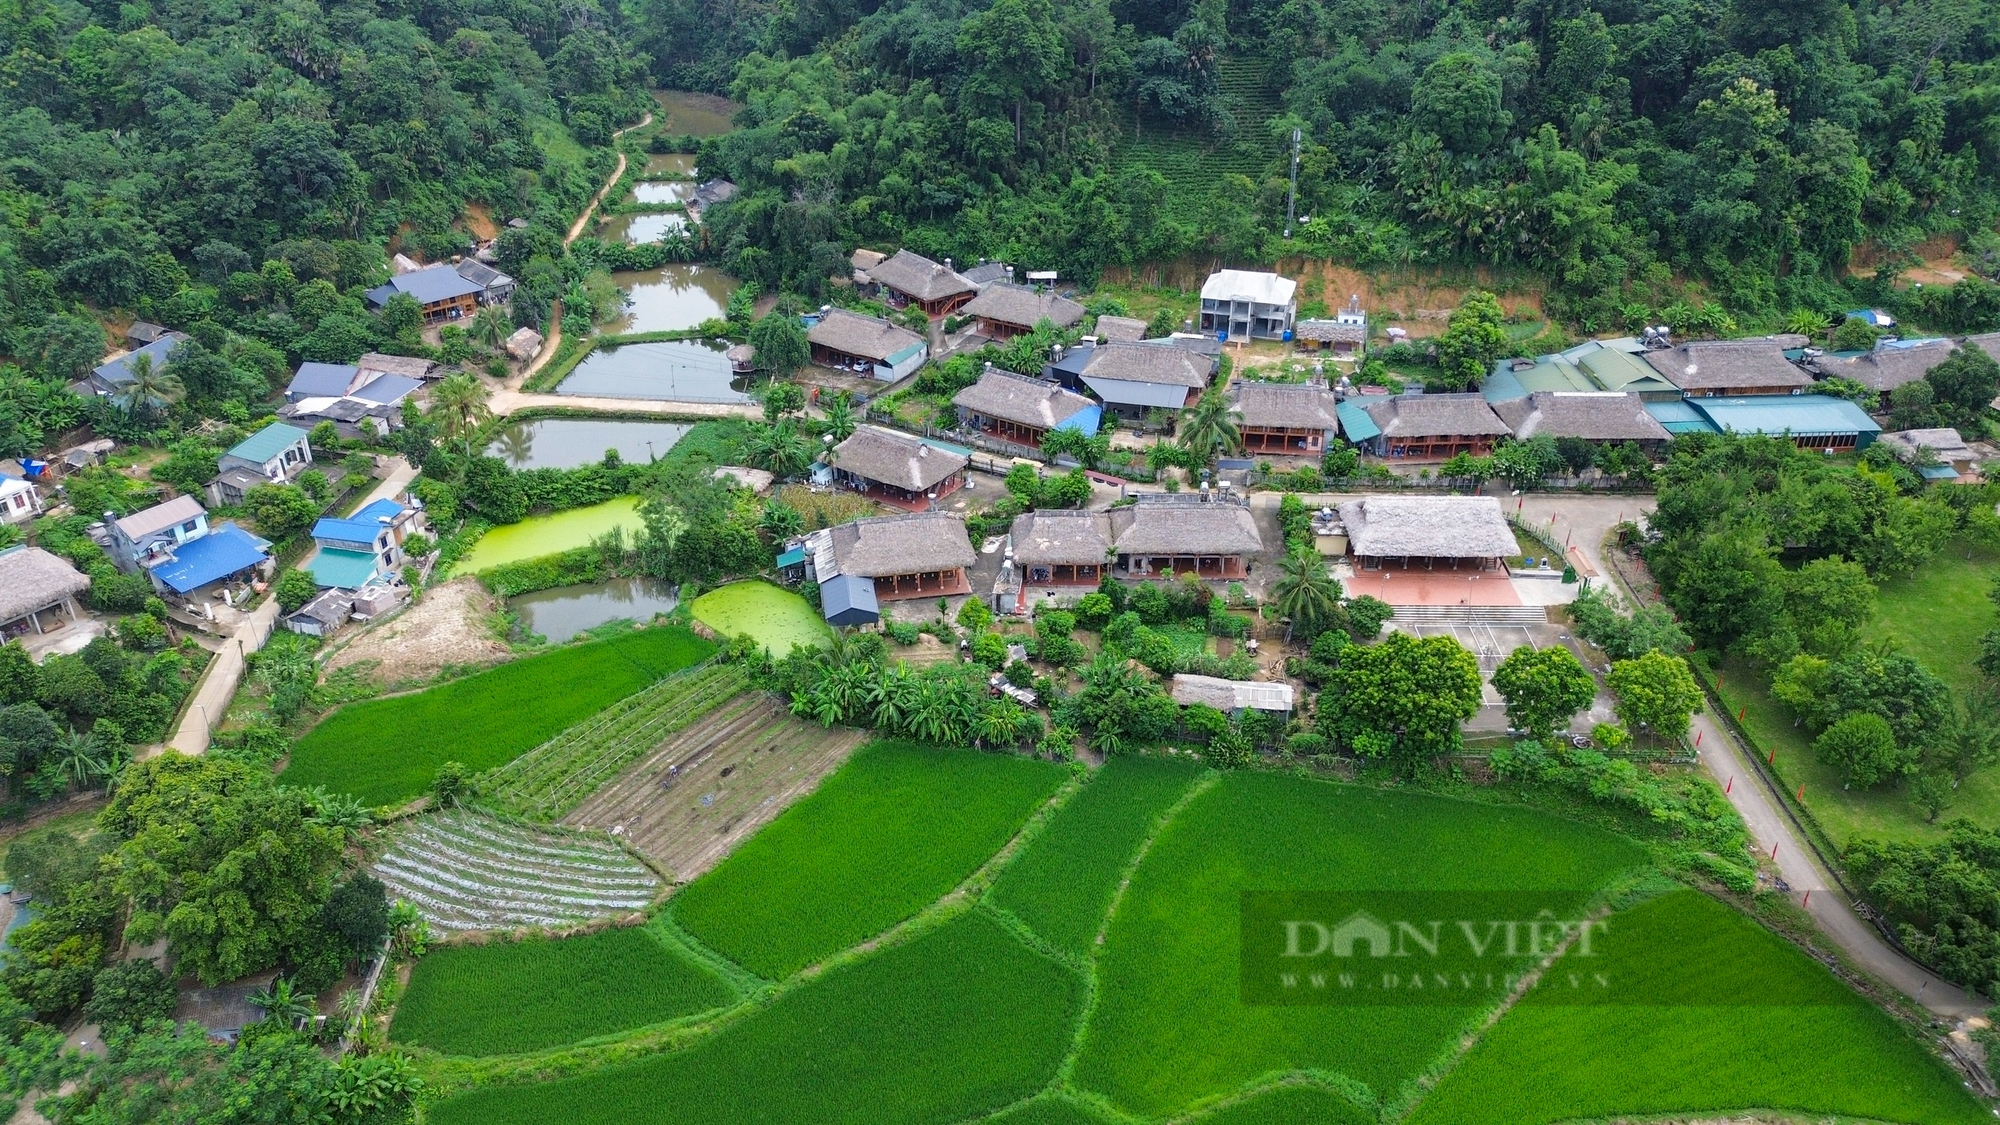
830 512 975 576
357 352 439 380
830 426 967 491
0 546 90 622
1094 315 1147 341
1644 338 1813 391
808 309 924 363
867 250 976 302
1813 340 1955 392
1295 319 1366 344
961 284 1084 330
1489 391 1671 442
1080 342 1213 388
1360 394 1510 438
1337 496 1517 559
1878 427 1974 463
1228 381 1342 430
953 368 1095 429
1967 333 2000 366
1169 674 1294 712
1010 510 1111 565
1108 495 1262 556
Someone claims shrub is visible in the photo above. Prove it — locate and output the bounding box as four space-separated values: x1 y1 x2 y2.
275 569 319 613
1813 712 1911 789
83 959 177 1031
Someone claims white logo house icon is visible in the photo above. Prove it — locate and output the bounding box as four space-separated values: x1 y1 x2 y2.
1330 911 1393 957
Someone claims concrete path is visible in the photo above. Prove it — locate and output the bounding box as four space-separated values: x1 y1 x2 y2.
159 597 280 756
488 388 760 420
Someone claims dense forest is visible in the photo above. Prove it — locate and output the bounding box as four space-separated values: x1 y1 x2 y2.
644 0 2000 329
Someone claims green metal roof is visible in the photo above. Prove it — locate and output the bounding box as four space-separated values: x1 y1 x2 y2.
306 547 380 590
1577 349 1677 394
1337 400 1380 443
1644 399 1719 435
227 422 311 464
774 546 806 568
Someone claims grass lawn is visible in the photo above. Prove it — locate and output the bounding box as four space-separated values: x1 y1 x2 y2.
672 741 1066 978
989 756 1202 960
390 921 735 1056
1407 889 1989 1125
1866 540 1997 696
281 626 713 807
1070 770 1647 1119
428 911 1082 1125
690 580 831 656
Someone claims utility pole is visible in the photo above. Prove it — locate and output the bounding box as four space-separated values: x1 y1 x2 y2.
1284 127 1301 239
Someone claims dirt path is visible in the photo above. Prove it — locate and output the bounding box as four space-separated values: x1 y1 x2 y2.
324 576 506 686
515 112 653 390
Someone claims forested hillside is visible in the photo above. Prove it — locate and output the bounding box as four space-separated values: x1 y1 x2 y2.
0 0 650 450
650 0 2000 329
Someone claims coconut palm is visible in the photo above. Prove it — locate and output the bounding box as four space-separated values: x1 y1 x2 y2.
821 392 856 443
248 978 318 1029
114 353 186 418
470 304 511 351
1175 388 1241 463
428 371 492 450
1270 548 1345 641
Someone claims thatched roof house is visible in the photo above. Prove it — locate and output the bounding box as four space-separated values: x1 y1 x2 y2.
864 250 977 314
829 511 976 578
1337 496 1517 565
1094 315 1148 342
0 545 90 631
1107 494 1262 579
960 284 1085 337
954 367 1099 444
1489 391 1671 445
1643 336 1813 395
1011 510 1111 567
1812 339 1955 396
826 426 968 507
1169 674 1295 714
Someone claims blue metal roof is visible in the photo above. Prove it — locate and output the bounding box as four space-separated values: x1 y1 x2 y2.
227 422 311 464
287 362 357 398
1055 403 1102 435
1337 399 1381 443
1690 395 1882 439
820 573 879 627
365 264 483 307
307 548 382 590
149 523 271 593
313 499 404 548
1919 464 1961 480
1644 399 1720 434
92 334 182 387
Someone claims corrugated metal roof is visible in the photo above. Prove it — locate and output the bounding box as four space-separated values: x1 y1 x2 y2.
149 523 270 593
1337 399 1381 442
1644 399 1719 434
227 422 311 464
1691 395 1882 437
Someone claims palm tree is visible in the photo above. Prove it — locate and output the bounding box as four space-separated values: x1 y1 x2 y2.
428 372 492 450
471 305 511 352
248 978 318 1029
1270 548 1345 641
49 728 110 791
747 419 812 478
1784 308 1832 339
302 786 373 842
1175 388 1241 464
114 353 186 418
822 392 856 443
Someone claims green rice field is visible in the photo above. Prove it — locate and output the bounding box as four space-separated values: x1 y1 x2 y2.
690 580 831 655
282 626 712 807
672 740 1066 978
1407 889 1989 1125
419 753 1989 1125
390 921 735 1056
448 496 646 576
429 911 1082 1125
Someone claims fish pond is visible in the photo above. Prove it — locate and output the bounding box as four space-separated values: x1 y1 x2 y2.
602 264 737 335
512 577 680 643
691 581 831 655
555 339 752 403
641 154 697 176
600 212 687 245
487 419 692 469
633 180 694 205
449 497 647 576
650 90 740 136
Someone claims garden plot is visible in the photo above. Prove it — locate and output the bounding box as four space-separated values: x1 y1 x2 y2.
564 696 870 880
373 809 661 932
485 660 750 821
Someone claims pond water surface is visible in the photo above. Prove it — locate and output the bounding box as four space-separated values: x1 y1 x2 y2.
556 340 752 403
692 581 831 654
512 577 680 642
633 180 694 205
651 91 740 137
448 497 647 576
603 264 737 334
600 211 687 244
487 419 692 469
642 154 698 176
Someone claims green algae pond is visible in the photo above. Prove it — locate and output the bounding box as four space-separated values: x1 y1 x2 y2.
692 581 831 654
449 497 647 577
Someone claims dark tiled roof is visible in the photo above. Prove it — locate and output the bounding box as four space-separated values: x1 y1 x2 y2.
808 309 925 363
867 250 976 302
365 264 483 307
961 284 1084 330
1644 337 1813 391
288 362 359 398
830 426 967 491
454 259 511 290
1228 381 1342 430
953 369 1095 429
830 512 975 576
1489 391 1671 442
93 334 187 387
1360 394 1510 438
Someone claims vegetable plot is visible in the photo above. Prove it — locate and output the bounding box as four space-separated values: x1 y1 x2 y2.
372 809 660 932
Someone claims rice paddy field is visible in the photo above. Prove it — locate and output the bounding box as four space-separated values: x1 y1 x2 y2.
390 920 735 1056
415 752 1990 1125
282 626 713 807
670 739 1066 978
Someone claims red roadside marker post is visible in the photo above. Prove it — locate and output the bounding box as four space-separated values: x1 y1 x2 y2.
1725 775 1733 794
1767 746 1776 765
1771 842 1780 860
1797 783 1805 802
1803 889 1811 908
